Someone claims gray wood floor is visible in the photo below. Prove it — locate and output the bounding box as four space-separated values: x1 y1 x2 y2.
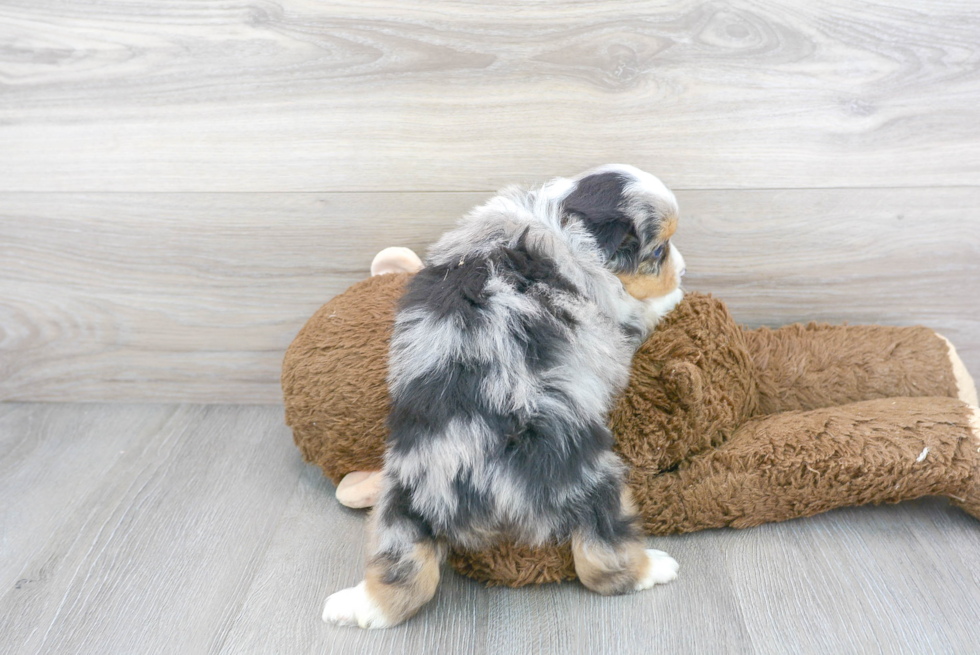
2 402 979 655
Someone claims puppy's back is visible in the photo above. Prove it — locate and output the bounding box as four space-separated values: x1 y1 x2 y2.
386 215 635 547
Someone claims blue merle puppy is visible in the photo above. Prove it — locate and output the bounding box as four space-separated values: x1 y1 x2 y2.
324 164 686 628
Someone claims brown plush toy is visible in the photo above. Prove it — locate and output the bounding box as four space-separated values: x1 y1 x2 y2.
282 248 980 587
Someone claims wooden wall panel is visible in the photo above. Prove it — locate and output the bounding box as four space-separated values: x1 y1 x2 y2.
2 188 977 403
1 0 979 192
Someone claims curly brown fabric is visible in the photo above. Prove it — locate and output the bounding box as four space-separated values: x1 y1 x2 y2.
282 277 979 587
744 322 959 414
282 274 407 483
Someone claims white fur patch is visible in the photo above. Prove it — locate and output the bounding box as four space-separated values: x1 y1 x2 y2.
539 176 576 202
322 581 392 629
670 242 686 279
642 288 684 329
634 549 680 590
916 447 929 463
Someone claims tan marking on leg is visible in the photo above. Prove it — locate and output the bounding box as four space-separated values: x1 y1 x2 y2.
572 533 649 596
937 334 979 407
363 541 441 625
620 486 638 517
629 542 652 582
616 489 653 582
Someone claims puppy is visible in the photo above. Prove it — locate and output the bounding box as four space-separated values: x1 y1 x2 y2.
323 164 686 628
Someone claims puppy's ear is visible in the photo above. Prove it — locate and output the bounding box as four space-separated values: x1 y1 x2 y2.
584 218 638 262
563 172 638 265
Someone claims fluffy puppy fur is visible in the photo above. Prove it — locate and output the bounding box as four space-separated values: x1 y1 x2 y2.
324 165 685 628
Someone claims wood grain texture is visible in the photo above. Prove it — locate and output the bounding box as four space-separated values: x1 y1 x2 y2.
1 1 980 191
0 403 176 595
1 403 978 654
724 501 980 655
218 466 490 655
3 1 978 651
0 191 476 403
2 188 977 403
484 531 755 655
0 404 303 655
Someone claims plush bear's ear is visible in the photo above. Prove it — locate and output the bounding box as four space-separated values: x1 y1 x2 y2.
562 171 639 265
661 360 704 410
371 247 423 276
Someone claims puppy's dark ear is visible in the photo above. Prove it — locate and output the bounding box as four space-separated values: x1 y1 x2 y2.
563 172 638 265
582 218 636 261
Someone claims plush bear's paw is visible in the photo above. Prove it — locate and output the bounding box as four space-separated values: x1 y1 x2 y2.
635 549 679 590
335 470 383 508
949 406 980 522
937 334 978 407
322 581 392 629
371 247 423 276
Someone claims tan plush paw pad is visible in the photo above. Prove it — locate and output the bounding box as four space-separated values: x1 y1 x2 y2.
371 247 423 276
937 334 978 407
335 470 383 508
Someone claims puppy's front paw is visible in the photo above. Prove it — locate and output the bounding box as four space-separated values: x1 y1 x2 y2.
635 549 679 590
322 581 391 629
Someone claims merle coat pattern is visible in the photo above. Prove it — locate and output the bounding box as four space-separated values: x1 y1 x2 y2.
323 165 684 628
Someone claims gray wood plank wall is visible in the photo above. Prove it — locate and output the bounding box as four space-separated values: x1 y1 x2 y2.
2 0 978 402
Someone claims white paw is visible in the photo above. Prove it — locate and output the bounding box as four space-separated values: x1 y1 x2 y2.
635 549 679 590
322 581 391 629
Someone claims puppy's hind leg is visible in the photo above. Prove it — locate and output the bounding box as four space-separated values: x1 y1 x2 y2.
572 483 678 595
323 480 443 629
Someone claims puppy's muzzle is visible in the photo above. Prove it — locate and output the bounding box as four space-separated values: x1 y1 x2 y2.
618 243 685 301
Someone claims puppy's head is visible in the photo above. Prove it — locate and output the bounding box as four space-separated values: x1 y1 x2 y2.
558 164 685 300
